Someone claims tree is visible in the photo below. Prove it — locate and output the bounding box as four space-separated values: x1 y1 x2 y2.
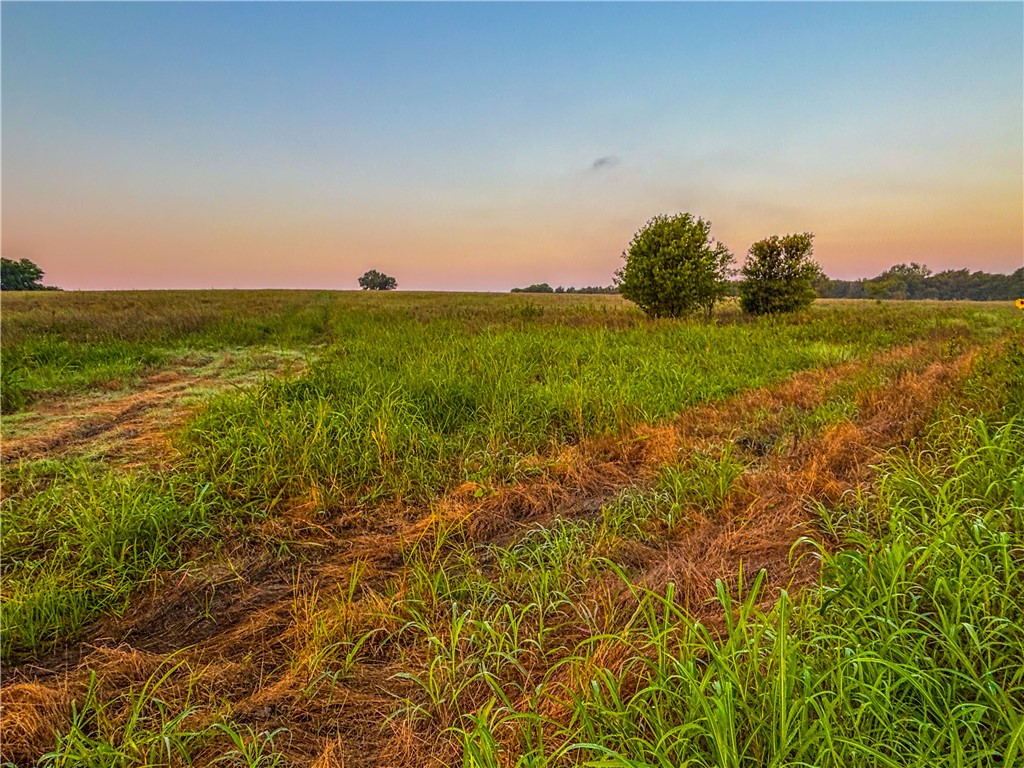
739 233 822 315
358 269 397 291
1 258 50 291
864 263 933 300
615 213 733 318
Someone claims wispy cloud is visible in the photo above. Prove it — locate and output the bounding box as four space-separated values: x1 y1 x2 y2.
591 155 620 171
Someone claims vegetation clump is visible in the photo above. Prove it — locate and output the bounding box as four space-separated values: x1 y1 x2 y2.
616 213 733 318
511 282 555 293
739 232 823 315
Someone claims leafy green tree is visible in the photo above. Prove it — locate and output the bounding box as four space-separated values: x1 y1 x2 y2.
864 263 933 300
1 258 49 291
511 283 554 293
615 213 733 318
357 269 397 291
739 233 823 315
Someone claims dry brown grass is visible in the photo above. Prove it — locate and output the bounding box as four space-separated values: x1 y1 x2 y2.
640 346 978 628
0 682 75 764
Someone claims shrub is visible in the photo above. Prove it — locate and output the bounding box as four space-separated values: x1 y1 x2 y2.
615 213 733 318
739 232 822 315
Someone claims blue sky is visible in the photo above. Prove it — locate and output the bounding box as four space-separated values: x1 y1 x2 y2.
3 2 1021 290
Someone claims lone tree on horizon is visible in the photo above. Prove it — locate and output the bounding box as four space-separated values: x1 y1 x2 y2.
358 269 397 291
615 213 732 318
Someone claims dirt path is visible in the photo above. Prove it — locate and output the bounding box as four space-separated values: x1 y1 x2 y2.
0 335 983 766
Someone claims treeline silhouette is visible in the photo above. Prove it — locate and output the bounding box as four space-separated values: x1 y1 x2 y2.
511 283 619 294
822 264 1023 301
513 264 1022 301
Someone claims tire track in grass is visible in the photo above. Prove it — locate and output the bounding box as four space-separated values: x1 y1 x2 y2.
0 351 305 472
383 341 982 764
638 346 980 627
0 335 988 767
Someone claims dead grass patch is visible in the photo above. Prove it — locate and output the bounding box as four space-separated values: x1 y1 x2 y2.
0 682 76 764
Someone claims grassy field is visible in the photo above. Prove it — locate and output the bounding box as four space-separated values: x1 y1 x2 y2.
1 291 1022 767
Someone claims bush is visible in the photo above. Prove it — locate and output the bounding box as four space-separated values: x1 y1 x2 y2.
615 213 733 318
739 233 822 315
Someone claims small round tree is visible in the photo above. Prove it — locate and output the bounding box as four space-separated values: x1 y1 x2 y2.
739 233 822 315
615 213 733 318
358 269 397 291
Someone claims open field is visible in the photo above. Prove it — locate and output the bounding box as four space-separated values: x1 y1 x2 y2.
1 291 1022 767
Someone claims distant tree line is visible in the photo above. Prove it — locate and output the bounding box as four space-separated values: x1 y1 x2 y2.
1 258 61 291
511 283 619 294
821 263 1023 301
516 259 1022 308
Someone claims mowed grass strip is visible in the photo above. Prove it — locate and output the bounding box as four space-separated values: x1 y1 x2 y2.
1 290 340 410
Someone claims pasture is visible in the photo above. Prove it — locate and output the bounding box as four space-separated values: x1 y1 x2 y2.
1 291 1022 767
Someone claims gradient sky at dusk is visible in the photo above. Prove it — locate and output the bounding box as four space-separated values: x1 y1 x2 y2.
3 2 1021 291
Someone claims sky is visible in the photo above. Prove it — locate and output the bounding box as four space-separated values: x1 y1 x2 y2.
2 2 1022 291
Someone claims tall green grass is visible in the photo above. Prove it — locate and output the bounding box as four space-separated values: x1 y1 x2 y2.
556 420 1022 767
2 298 1016 663
394 397 1021 763
4 295 1021 766
2 291 1014 411
0 463 215 661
